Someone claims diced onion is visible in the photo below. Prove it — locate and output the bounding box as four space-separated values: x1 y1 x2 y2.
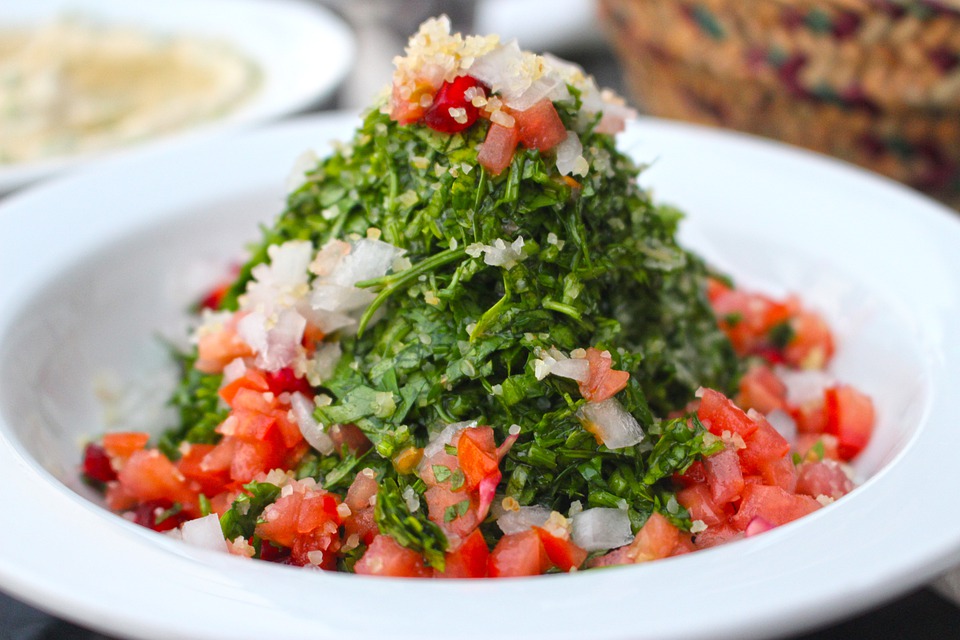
571 507 634 552
422 420 477 459
497 505 552 535
180 514 227 553
290 391 334 455
576 398 645 449
555 131 587 177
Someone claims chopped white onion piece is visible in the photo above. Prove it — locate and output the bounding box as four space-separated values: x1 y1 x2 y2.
555 131 587 177
422 420 477 459
311 283 376 312
290 391 334 455
776 366 835 405
496 505 553 535
330 238 405 286
180 514 227 553
571 507 634 552
576 398 645 449
550 357 590 381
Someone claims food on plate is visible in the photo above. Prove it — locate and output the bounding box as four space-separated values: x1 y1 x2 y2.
81 17 874 576
0 15 259 165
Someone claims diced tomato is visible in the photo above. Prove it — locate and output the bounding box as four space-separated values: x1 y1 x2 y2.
533 527 588 572
796 460 854 500
672 459 706 488
702 447 744 505
578 347 630 402
343 505 378 546
783 310 834 369
736 363 788 415
730 484 820 530
677 483 729 526
488 530 550 577
102 431 150 461
424 485 481 539
513 99 567 151
198 281 231 311
457 426 499 490
225 408 279 444
627 512 680 562
230 439 286 483
256 486 341 551
117 450 197 512
131 499 186 532
697 388 759 439
477 123 519 175
792 397 828 434
587 545 632 568
435 529 490 578
177 443 230 497
329 424 373 456
82 443 117 483
692 522 742 549
824 385 875 461
354 535 431 578
264 367 313 397
424 75 485 133
760 455 798 493
218 368 270 405
708 285 798 359
737 415 790 475
195 323 254 374
345 469 380 512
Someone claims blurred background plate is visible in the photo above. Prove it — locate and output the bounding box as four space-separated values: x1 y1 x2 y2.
0 0 355 193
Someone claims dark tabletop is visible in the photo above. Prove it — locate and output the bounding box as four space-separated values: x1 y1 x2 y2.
5 585 960 639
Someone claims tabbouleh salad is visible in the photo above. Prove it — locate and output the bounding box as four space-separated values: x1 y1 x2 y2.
81 17 875 577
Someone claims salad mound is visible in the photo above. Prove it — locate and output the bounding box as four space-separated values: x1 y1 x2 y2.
82 17 875 576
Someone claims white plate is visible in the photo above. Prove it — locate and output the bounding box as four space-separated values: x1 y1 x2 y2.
2 112 960 640
0 0 354 193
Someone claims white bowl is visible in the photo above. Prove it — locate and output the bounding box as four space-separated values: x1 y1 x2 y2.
0 0 355 193
2 112 960 640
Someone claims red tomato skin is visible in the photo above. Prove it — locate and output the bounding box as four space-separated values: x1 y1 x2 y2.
513 99 567 151
457 426 499 490
488 530 550 577
578 347 630 403
423 75 484 133
477 123 519 175
82 443 117 483
435 529 490 578
533 527 588 572
697 388 759 439
354 535 431 578
824 385 875 461
737 364 788 415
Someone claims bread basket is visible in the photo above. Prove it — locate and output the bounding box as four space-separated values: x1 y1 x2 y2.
598 0 960 204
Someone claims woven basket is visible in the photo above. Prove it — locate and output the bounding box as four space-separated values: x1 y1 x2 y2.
598 0 960 204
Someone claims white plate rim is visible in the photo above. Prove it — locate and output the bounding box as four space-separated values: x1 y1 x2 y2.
1 112 960 640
